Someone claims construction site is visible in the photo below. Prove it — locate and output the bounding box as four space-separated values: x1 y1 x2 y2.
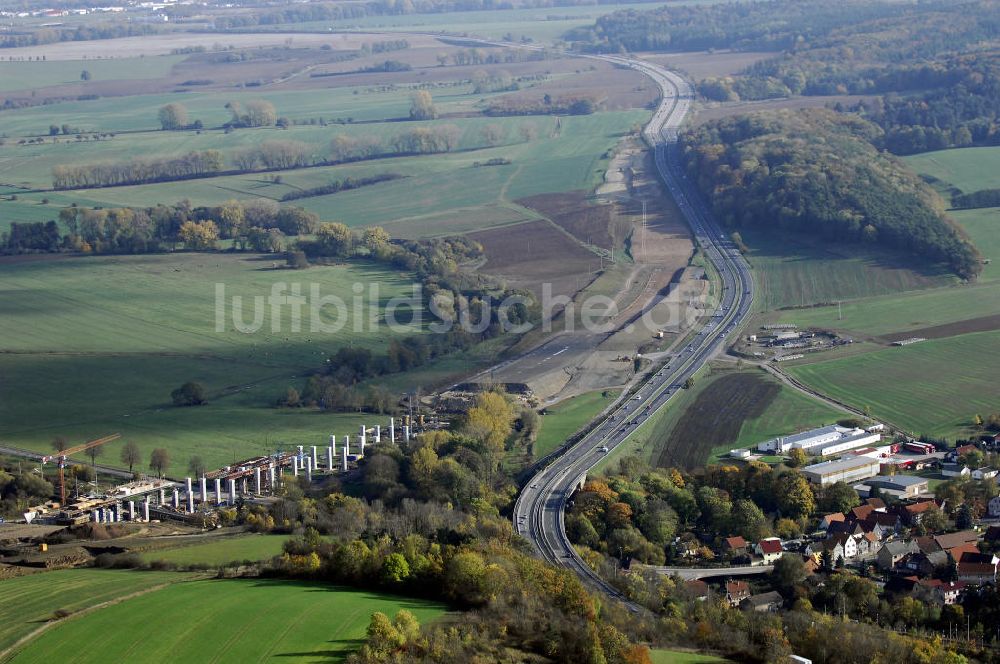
10 415 426 530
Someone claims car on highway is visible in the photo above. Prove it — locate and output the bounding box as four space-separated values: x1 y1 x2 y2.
597 446 609 453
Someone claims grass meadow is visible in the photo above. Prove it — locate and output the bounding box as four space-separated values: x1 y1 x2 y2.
0 569 200 654
138 534 289 566
4 576 445 664
534 390 619 457
649 649 731 664
744 229 954 312
905 146 1000 194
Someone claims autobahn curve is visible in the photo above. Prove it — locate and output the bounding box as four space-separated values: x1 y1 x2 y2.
512 55 757 598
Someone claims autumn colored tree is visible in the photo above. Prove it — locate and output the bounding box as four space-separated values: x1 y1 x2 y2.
409 91 437 120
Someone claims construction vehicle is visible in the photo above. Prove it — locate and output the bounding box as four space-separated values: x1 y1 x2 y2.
41 433 121 505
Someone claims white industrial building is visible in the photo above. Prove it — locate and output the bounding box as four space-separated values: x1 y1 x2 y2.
756 424 881 457
801 456 882 486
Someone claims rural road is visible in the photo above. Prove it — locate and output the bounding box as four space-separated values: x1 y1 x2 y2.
511 54 757 596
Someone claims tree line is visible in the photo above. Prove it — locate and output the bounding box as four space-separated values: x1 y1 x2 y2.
1 198 322 255
49 119 516 192
279 173 404 202
679 109 983 279
0 22 161 49
282 231 535 414
52 150 224 190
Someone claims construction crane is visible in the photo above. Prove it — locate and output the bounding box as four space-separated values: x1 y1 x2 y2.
41 433 121 506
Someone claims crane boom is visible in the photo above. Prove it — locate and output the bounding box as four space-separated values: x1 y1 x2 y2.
41 433 121 464
41 433 121 506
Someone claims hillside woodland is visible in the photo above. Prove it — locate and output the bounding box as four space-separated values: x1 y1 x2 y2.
678 109 982 279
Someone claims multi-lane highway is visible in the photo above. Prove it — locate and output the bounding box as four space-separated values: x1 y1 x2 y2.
512 56 756 597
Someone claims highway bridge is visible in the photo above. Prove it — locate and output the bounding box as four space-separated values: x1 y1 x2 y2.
512 55 758 598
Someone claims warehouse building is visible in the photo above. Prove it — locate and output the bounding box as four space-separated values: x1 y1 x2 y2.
801 456 881 486
757 424 882 457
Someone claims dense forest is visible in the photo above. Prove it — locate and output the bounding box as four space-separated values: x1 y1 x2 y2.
568 0 936 54
679 109 982 279
571 0 1000 153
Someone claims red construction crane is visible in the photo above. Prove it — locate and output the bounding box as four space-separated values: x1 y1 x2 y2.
41 433 121 505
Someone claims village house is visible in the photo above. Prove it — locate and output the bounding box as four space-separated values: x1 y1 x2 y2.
725 581 751 607
958 552 999 585
819 513 845 530
898 500 937 526
989 495 1000 518
754 538 783 565
741 591 784 613
721 536 749 559
916 579 966 605
904 550 950 577
878 540 920 571
685 579 710 602
941 463 971 478
934 530 980 552
972 467 998 481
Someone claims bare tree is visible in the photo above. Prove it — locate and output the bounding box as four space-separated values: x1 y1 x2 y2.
149 448 170 478
188 455 207 477
120 441 142 475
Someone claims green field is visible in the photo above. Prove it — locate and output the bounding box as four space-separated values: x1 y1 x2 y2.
650 649 731 664
786 330 1000 438
905 146 1000 194
0 110 644 235
0 253 421 470
535 390 619 457
0 569 199 655
776 281 1000 337
0 55 185 93
948 206 1000 282
5 577 445 664
744 229 953 312
139 534 289 566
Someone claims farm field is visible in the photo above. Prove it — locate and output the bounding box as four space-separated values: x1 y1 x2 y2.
0 253 421 470
6 577 446 664
0 569 200 655
649 371 844 468
616 370 842 469
775 281 1000 338
786 330 1000 439
904 146 1000 195
0 56 187 93
535 390 619 457
138 534 289 566
744 229 954 312
0 111 645 235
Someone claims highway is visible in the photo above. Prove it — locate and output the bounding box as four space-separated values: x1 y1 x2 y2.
512 56 756 597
